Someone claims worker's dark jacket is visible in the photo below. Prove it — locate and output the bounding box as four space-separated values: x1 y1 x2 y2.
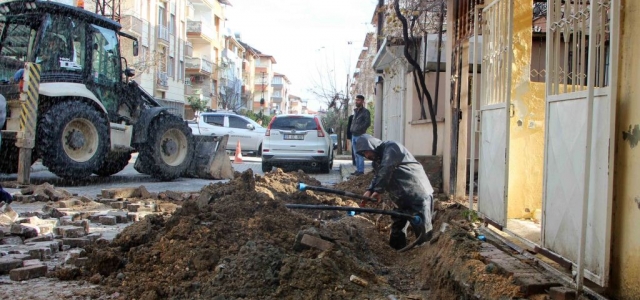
349 106 370 136
355 135 433 209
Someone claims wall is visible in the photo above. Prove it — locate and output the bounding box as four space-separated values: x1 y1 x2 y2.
506 1 545 219
610 1 640 298
404 72 446 156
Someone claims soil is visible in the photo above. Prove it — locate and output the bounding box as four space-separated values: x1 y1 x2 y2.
66 169 530 299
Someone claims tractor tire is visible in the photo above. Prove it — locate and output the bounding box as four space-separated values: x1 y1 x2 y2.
136 113 194 181
94 151 132 177
37 101 109 180
261 162 272 173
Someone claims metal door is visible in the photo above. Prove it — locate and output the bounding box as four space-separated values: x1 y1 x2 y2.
543 0 619 287
477 0 513 226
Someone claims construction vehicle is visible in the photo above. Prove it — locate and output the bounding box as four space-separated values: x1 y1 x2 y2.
0 0 232 180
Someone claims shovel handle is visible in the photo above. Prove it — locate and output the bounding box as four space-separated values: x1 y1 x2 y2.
297 183 378 203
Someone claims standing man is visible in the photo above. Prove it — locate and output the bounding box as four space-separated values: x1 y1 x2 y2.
356 134 434 250
349 95 371 176
346 114 355 166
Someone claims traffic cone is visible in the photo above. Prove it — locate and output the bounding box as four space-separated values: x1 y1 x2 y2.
233 141 243 164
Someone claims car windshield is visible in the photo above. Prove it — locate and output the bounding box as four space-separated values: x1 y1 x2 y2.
271 117 316 131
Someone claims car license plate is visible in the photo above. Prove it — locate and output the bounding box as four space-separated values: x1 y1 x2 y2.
284 134 304 140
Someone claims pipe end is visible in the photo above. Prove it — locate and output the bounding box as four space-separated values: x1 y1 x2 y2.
298 182 307 191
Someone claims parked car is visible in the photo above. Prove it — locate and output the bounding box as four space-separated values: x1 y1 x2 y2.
189 111 266 155
262 114 335 173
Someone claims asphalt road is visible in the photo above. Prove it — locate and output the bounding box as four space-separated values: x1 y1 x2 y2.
0 154 350 197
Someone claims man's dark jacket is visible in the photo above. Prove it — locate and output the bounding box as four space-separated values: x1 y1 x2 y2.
349 106 370 136
347 115 353 139
355 135 433 208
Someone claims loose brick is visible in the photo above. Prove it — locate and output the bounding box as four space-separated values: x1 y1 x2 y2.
127 213 139 222
138 185 152 199
107 211 129 223
27 248 51 260
60 219 89 233
62 238 91 248
22 259 44 267
12 195 36 203
98 216 117 225
10 224 39 239
110 202 125 209
85 233 102 242
300 234 334 251
24 234 54 243
9 264 48 281
514 272 562 296
164 190 183 201
101 187 140 199
58 199 81 209
0 257 24 274
1 236 24 245
549 286 577 300
56 226 86 238
127 204 141 212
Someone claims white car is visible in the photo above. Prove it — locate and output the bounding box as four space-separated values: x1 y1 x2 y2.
189 111 266 155
261 114 334 173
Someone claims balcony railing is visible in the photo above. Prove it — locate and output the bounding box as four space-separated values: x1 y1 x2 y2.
187 20 214 41
184 41 193 57
120 15 143 35
185 57 213 74
157 25 169 43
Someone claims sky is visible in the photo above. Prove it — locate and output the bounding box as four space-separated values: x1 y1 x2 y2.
225 0 379 111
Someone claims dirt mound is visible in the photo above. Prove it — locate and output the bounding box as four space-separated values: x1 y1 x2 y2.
77 169 524 299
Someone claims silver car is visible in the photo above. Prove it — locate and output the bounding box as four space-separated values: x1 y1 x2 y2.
261 114 334 173
189 111 266 155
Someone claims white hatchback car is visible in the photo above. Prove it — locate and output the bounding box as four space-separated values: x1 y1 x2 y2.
189 111 266 155
261 114 334 173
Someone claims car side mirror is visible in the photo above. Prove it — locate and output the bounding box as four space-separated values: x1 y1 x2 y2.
124 68 135 77
246 124 255 130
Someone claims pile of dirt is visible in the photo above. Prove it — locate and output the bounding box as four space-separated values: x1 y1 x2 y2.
74 168 526 299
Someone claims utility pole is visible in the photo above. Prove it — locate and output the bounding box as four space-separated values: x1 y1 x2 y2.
259 71 265 117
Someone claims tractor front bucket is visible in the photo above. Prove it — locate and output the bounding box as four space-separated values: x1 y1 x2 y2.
184 134 234 180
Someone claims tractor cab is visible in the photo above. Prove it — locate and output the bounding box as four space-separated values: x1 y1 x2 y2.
0 0 139 115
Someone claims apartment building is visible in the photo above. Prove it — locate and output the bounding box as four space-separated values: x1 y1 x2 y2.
271 73 290 115
288 95 302 114
185 0 229 111
238 40 258 112
252 52 277 116
219 32 245 110
114 0 190 117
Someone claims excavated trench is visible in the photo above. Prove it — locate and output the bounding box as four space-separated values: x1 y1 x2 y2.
55 169 528 299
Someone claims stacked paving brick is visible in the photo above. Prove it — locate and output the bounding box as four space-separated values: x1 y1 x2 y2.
0 184 183 281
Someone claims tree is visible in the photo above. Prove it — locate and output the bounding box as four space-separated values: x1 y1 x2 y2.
217 59 243 111
187 95 208 131
381 0 445 155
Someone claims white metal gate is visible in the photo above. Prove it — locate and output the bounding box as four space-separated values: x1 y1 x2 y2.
543 0 619 287
478 0 513 226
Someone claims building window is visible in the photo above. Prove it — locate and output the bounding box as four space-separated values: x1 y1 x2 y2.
169 14 176 35
169 57 175 78
178 61 184 80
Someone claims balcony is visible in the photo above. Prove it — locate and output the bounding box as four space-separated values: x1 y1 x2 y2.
184 41 193 57
120 15 143 36
157 25 169 45
185 57 213 75
157 71 169 90
187 20 215 43
185 83 213 104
